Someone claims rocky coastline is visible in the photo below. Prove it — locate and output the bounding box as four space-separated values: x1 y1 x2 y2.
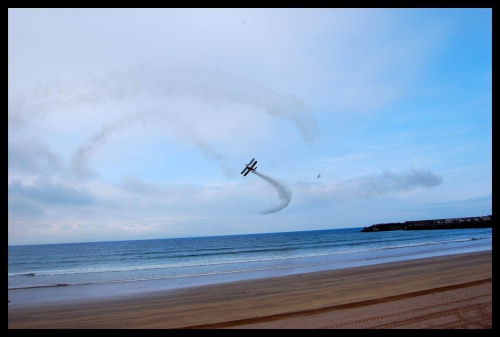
360 215 492 232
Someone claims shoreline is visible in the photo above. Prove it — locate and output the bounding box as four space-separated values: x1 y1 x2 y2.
8 250 492 329
8 242 491 304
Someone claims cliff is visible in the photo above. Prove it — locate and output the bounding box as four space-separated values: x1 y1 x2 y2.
360 215 492 232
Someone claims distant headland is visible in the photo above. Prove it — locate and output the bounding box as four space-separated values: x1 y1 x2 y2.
360 215 492 232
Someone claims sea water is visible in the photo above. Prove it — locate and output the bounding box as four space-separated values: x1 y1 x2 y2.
8 227 491 298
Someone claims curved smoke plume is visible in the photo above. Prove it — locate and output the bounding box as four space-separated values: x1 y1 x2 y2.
10 67 319 179
251 170 292 214
70 109 232 180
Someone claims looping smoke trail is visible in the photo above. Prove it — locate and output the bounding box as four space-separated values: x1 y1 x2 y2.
70 111 160 180
251 170 292 214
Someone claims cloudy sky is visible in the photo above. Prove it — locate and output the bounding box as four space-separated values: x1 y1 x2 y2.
8 8 492 245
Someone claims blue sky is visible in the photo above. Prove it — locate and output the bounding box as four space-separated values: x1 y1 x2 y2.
8 8 492 245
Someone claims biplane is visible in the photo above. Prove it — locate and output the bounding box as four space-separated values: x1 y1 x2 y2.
241 158 257 176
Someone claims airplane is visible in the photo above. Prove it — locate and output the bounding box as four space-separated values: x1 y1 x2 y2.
241 158 257 176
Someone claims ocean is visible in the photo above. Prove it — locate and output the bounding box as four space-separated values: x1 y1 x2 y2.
8 227 492 304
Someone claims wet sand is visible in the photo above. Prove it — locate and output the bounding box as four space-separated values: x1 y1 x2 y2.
8 251 492 329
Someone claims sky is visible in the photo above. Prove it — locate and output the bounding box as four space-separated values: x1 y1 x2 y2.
8 8 492 245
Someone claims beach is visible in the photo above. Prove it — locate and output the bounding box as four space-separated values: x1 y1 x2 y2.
8 250 491 329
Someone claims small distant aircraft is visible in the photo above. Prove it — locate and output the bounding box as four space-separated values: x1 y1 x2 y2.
241 158 257 176
317 174 321 178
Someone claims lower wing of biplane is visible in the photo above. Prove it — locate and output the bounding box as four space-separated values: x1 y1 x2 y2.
241 158 257 176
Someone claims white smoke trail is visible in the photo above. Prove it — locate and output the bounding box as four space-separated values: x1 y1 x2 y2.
10 67 320 144
70 109 232 180
251 170 292 214
10 67 319 180
71 111 158 180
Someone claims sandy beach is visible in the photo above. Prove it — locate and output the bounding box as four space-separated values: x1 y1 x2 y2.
8 250 492 329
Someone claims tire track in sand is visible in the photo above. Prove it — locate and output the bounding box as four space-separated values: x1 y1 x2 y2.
184 278 491 329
